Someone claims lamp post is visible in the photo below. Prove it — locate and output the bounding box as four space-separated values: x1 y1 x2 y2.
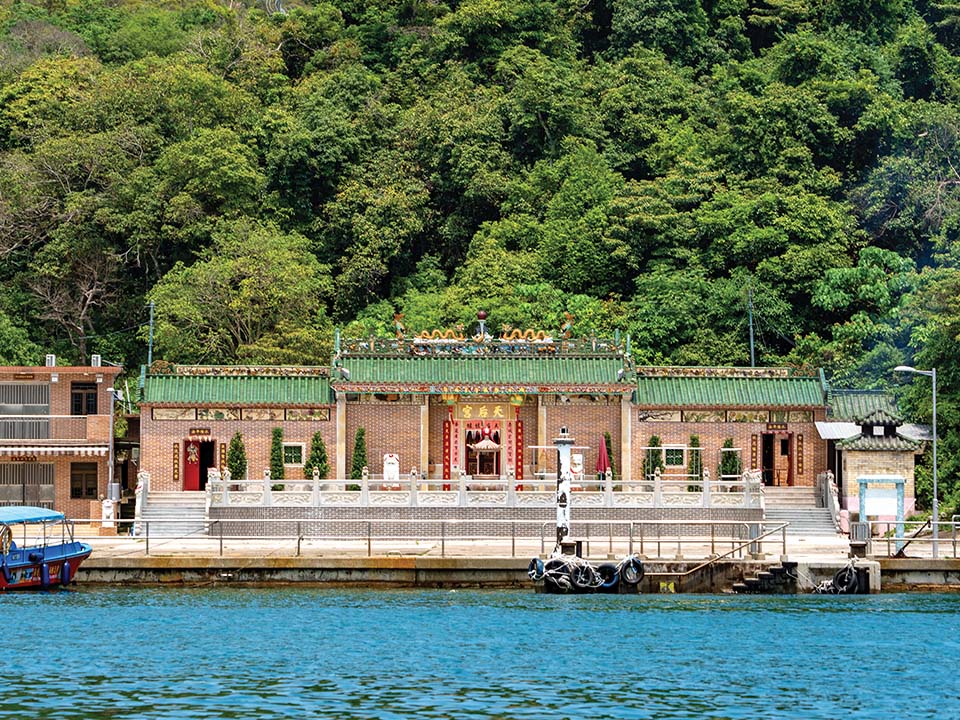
894 365 938 558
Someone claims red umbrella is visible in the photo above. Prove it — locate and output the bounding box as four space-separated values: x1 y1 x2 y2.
596 434 611 477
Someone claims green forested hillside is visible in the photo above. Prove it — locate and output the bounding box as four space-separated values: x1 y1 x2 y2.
0 0 957 503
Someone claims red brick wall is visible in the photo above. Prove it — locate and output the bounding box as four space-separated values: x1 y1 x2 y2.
346 402 421 477
140 408 337 490
543 402 621 477
632 410 827 485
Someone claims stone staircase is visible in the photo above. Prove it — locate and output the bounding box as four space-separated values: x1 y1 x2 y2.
763 486 839 536
141 491 208 538
731 561 799 594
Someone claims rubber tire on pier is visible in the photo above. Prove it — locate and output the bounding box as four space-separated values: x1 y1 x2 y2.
620 556 645 585
543 558 572 594
570 563 598 591
527 557 545 582
597 563 620 591
833 566 859 595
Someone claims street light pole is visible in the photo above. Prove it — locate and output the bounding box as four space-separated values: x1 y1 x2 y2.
894 365 938 558
932 367 938 559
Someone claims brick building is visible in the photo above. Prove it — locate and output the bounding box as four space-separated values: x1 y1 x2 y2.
633 367 830 487
137 332 873 497
140 365 335 492
0 359 122 518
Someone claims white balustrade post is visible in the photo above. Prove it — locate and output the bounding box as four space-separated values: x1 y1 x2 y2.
361 466 369 505
312 466 320 506
410 467 419 507
458 467 467 507
653 467 663 507
702 468 712 508
507 466 516 506
222 468 231 505
604 468 613 506
264 469 272 507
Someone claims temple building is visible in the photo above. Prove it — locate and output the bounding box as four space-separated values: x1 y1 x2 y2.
137 323 847 498
1 322 924 528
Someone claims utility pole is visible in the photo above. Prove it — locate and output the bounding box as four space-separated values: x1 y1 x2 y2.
147 300 155 367
748 286 756 368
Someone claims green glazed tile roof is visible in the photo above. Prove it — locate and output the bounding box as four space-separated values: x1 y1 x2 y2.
334 356 625 391
144 374 333 406
828 390 899 421
634 370 825 407
836 434 920 452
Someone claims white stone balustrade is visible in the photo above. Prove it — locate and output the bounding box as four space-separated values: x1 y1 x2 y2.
205 473 764 510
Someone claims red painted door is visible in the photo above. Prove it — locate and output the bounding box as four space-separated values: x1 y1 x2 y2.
183 441 200 491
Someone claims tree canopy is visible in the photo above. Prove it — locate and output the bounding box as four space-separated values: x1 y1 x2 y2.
0 0 958 508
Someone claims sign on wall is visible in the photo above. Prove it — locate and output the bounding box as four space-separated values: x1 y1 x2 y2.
454 404 509 421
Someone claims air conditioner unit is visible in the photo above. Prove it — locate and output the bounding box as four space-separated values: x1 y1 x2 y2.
45 354 56 367
91 354 102 367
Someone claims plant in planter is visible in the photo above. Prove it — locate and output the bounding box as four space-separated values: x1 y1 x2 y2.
227 432 247 480
643 435 664 484
349 427 367 491
305 431 329 480
719 438 742 481
270 428 285 490
688 435 703 491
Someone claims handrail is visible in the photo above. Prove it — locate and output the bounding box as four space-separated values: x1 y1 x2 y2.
67 517 783 560
644 522 790 580
816 471 841 531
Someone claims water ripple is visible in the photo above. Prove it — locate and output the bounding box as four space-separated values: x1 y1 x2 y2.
1 589 957 719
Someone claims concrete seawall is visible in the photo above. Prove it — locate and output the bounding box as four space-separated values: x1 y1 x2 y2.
78 555 888 593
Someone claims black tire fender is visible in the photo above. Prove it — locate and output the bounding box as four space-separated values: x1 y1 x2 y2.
597 563 620 588
833 566 858 594
620 555 645 585
527 557 545 581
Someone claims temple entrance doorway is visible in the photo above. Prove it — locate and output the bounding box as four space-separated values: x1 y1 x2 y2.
183 440 216 491
465 423 501 479
761 432 793 486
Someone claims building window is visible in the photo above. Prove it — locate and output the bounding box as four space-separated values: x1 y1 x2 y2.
282 444 304 466
664 448 684 466
70 462 98 499
71 383 98 416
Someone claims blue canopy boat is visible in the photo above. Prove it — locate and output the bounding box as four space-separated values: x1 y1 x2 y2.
0 506 92 590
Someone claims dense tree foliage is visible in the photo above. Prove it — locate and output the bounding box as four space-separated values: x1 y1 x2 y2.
0 0 958 508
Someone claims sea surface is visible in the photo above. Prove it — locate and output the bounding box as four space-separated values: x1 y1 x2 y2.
2 588 957 719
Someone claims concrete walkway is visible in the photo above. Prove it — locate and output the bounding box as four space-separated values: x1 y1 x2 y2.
73 524 856 561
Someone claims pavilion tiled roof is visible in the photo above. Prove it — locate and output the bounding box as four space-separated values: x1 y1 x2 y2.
634 368 825 408
827 390 899 421
144 368 333 406
332 355 627 393
836 434 921 452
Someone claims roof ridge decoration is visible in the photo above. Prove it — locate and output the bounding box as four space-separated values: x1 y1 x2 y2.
149 362 330 378
635 366 816 378
854 407 903 425
337 335 625 358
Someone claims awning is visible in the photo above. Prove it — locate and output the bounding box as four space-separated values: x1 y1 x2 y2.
0 446 108 457
814 421 859 440
899 423 932 442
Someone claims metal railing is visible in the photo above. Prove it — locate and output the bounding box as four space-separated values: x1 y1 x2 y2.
72 518 786 560
0 415 94 440
865 520 960 558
